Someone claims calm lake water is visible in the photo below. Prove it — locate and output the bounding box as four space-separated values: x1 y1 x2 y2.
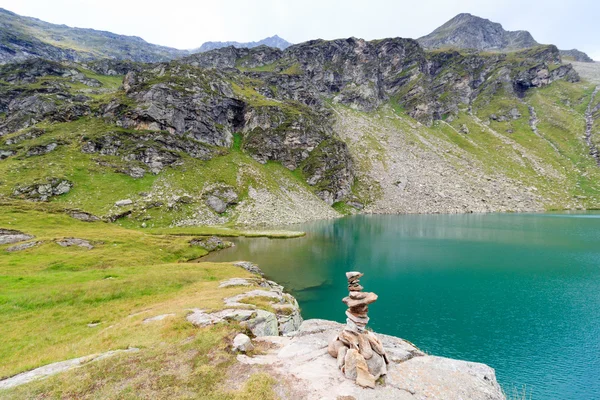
204 213 600 399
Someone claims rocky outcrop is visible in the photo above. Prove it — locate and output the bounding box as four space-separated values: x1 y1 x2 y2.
193 35 292 53
0 8 187 65
0 228 34 245
585 86 600 165
0 60 95 136
188 276 303 337
81 130 216 176
13 178 72 201
68 210 100 222
203 186 239 214
418 13 539 51
189 236 233 251
560 49 594 63
106 63 244 148
0 59 100 86
56 238 94 249
0 348 140 390
238 319 504 400
5 241 40 252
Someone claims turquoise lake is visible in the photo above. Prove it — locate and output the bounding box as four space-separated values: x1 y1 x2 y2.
204 213 600 399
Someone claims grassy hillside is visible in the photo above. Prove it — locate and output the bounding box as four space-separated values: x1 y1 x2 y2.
0 202 300 398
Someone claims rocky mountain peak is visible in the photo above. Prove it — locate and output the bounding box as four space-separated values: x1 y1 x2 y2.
418 13 539 51
193 35 292 53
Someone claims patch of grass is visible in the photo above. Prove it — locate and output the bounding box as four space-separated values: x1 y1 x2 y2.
233 373 277 400
0 203 266 379
238 296 279 314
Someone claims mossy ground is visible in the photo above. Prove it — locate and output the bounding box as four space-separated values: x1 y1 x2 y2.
0 202 283 398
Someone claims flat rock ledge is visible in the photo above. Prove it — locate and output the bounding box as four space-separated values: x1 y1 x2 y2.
238 319 505 400
0 348 139 390
187 277 302 337
0 229 34 245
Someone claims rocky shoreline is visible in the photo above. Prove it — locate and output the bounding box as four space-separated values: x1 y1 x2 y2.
194 262 506 400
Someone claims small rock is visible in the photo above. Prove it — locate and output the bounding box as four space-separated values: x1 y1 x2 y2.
56 238 94 249
12 179 72 201
5 241 39 252
233 333 254 352
233 261 264 276
115 199 133 207
68 211 100 222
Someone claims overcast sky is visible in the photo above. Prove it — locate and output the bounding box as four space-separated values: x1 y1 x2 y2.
1 0 598 59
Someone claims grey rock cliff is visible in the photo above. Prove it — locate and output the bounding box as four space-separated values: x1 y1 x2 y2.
419 13 594 63
419 13 539 51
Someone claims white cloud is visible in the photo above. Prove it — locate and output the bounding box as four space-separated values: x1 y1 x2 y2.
0 0 597 59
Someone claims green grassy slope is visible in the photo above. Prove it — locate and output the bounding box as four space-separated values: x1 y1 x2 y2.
0 202 291 398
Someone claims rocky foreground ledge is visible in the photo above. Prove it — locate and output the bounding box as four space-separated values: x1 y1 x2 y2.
186 264 505 400
238 319 504 400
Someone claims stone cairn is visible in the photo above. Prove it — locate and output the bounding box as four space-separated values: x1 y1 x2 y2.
327 271 389 388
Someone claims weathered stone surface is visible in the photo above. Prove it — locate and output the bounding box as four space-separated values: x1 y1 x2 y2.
186 308 279 337
68 211 100 222
5 241 39 252
233 333 254 352
190 236 233 251
0 348 140 390
233 261 264 276
12 179 72 201
188 274 302 337
244 309 279 337
204 186 239 213
218 278 254 288
0 228 34 245
237 319 504 400
56 238 94 249
115 199 133 207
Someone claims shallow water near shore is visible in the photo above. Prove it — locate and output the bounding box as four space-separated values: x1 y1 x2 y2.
204 212 600 399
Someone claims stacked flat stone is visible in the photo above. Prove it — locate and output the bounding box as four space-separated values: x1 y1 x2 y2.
327 271 389 388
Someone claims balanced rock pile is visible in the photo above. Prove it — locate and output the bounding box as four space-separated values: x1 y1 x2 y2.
327 271 389 388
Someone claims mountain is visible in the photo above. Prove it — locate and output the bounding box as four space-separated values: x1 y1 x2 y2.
2 36 599 227
0 8 187 63
193 35 292 52
560 49 594 62
418 13 538 51
419 13 594 62
0 9 599 229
